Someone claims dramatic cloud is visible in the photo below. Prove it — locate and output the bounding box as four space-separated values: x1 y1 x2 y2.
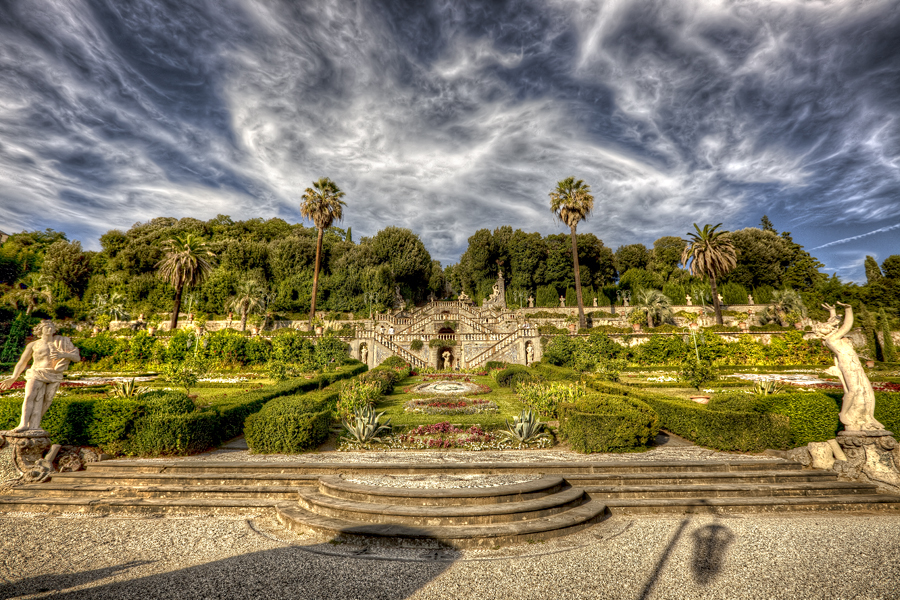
0 0 898 281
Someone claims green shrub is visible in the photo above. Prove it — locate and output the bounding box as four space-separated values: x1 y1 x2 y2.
410 339 424 351
875 392 900 434
541 336 576 365
494 365 531 387
531 362 579 382
587 379 791 452
679 358 717 390
485 361 507 370
380 355 409 369
244 389 338 453
128 411 221 455
709 391 841 447
516 381 587 418
559 393 660 453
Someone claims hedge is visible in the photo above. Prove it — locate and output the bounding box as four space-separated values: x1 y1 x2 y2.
243 389 338 454
531 362 580 382
494 365 534 388
0 362 367 455
587 379 791 452
559 393 660 453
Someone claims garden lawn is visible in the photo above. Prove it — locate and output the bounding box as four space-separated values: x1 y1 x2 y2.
374 374 525 430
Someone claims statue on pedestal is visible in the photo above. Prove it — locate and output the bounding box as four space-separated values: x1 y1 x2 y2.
592 297 598 307
748 294 754 305
686 294 692 306
0 320 80 487
809 303 900 493
559 296 565 308
527 296 534 308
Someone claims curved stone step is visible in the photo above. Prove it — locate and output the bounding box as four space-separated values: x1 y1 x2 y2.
585 481 880 499
604 494 900 515
0 495 275 515
276 498 610 548
297 486 588 526
318 474 565 506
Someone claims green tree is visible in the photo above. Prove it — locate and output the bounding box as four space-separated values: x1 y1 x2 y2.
300 177 346 327
768 289 807 326
760 215 776 233
864 256 883 284
632 289 673 328
549 176 594 329
681 224 736 325
227 278 267 331
156 233 214 330
4 273 52 315
878 308 897 363
39 240 92 298
614 244 650 275
648 236 687 283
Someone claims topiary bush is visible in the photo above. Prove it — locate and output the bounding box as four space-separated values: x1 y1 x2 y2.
709 391 841 447
588 379 791 452
875 392 900 435
494 365 531 387
559 393 660 453
244 389 338 453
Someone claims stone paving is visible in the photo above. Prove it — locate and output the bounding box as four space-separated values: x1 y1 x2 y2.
2 511 898 599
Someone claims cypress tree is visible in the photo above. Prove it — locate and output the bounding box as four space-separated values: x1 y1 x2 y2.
879 308 897 363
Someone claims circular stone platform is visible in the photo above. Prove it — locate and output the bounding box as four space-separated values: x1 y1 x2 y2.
343 474 542 489
409 381 484 395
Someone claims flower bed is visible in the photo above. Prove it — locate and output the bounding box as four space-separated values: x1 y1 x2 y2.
403 396 499 415
403 380 492 395
338 421 553 451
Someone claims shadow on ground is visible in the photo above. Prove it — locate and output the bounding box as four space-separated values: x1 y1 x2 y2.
2 544 452 600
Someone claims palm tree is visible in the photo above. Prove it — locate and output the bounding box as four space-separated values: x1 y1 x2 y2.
156 233 214 330
227 278 266 332
4 273 52 315
633 289 674 328
91 292 129 321
681 224 736 326
769 289 806 326
300 177 346 326
550 176 594 329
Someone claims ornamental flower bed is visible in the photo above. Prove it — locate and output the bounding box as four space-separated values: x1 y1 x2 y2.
403 380 493 395
338 421 553 451
403 396 499 415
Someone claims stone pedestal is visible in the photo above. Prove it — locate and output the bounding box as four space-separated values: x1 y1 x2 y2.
0 429 55 488
833 430 900 494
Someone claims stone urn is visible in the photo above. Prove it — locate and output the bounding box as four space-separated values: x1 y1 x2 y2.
865 360 875 368
147 326 157 336
738 321 747 330
689 396 711 404
188 313 195 323
567 322 577 334
251 326 259 336
632 323 642 332
315 326 324 336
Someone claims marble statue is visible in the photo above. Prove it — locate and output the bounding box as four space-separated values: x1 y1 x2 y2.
525 344 534 365
1 321 80 431
559 296 565 308
458 291 471 303
717 293 724 304
686 294 692 306
813 303 883 431
361 345 368 364
592 297 598 307
393 285 405 310
442 350 452 370
748 294 754 305
527 296 534 308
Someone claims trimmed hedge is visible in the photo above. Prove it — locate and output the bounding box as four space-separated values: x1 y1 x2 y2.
559 393 660 453
587 379 791 452
531 362 580 382
875 392 900 435
0 363 367 455
243 389 338 454
494 365 535 388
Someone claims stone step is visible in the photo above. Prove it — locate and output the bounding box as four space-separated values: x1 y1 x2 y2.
297 486 588 526
3 483 302 500
317 475 565 506
604 494 900 515
82 459 802 476
563 470 839 486
275 499 610 549
0 495 277 516
584 481 880 499
46 472 320 488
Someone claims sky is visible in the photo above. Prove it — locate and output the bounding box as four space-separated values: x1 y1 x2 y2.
0 0 898 282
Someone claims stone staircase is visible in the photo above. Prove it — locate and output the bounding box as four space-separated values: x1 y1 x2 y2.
2 459 898 548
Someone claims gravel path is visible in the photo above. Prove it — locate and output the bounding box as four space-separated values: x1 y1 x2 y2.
2 512 898 599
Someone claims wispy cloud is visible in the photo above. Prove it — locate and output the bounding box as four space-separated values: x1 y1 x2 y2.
812 222 900 250
0 0 898 277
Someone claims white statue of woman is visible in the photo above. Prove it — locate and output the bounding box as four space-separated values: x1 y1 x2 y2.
813 303 884 431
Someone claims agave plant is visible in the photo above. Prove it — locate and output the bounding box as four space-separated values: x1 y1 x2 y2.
342 405 392 444
108 378 149 398
753 380 783 396
499 409 551 445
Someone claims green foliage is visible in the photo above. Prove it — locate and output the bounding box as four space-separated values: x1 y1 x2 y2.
493 365 535 388
679 358 717 390
243 389 338 453
1 313 36 363
341 405 392 444
515 380 587 418
874 393 900 435
499 409 550 446
314 335 349 370
588 379 791 452
161 356 210 395
107 378 150 398
541 336 577 367
410 338 424 351
379 355 409 370
336 379 383 421
559 393 659 453
879 309 897 363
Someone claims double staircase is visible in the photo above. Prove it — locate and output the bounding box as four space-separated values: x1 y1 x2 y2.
2 458 899 548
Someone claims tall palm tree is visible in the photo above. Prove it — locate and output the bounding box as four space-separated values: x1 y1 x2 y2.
769 289 807 326
549 176 594 329
156 233 214 330
300 177 346 326
227 278 266 331
633 289 674 328
681 223 736 326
